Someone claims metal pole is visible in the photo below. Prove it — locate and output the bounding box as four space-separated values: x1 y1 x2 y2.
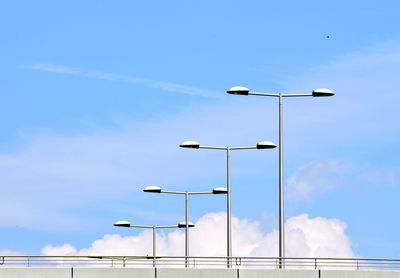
278 94 285 268
185 192 189 268
227 148 232 268
152 226 156 268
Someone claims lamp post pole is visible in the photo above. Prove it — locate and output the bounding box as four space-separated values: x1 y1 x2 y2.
226 148 232 265
152 226 156 265
143 186 227 267
278 95 284 264
180 141 276 267
185 191 189 263
227 86 334 268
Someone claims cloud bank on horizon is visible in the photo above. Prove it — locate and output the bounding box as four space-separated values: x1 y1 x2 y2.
41 212 355 258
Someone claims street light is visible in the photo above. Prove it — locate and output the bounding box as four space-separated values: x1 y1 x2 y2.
113 220 192 267
227 86 334 268
143 186 226 267
180 141 276 267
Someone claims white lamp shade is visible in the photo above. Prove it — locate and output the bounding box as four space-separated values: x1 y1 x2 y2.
312 88 335 97
257 141 277 149
180 141 200 148
178 221 195 228
114 220 131 227
143 186 162 193
227 86 250 95
213 187 228 194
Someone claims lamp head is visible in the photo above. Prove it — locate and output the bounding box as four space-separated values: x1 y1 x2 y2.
143 186 162 193
114 220 131 227
178 221 195 228
227 86 249 95
256 141 277 149
312 88 335 97
179 141 200 149
212 187 228 194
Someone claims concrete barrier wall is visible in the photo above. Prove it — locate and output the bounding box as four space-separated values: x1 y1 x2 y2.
321 270 400 278
0 268 71 278
157 268 237 278
239 269 319 278
1 268 400 278
73 268 155 278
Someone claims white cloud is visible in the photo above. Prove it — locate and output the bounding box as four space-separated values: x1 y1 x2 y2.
42 212 355 259
41 244 77 256
22 64 220 98
358 169 396 186
285 214 354 258
0 249 25 256
287 160 397 201
287 160 351 201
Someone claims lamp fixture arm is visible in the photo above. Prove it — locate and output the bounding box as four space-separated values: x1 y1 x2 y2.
281 94 314 97
188 191 214 195
249 92 280 97
198 146 228 150
160 190 186 195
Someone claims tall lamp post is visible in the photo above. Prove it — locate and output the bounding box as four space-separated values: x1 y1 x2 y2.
113 220 191 267
143 186 227 267
227 86 334 267
179 141 277 267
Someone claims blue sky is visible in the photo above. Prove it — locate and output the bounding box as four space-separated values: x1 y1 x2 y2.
1 0 400 258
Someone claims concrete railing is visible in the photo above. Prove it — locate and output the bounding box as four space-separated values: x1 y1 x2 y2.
1 256 400 271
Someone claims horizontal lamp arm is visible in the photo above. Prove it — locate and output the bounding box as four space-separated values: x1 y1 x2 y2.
155 225 179 229
129 225 154 229
229 146 257 150
199 146 260 150
249 92 280 97
160 190 186 195
249 92 314 97
198 146 228 150
188 191 214 195
281 94 313 97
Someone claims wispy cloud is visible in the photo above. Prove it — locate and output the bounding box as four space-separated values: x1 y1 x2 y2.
22 64 220 98
287 160 397 201
0 101 278 231
0 249 25 256
287 160 351 201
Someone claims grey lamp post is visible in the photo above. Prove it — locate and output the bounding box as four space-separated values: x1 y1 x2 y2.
113 220 191 267
143 186 227 267
179 141 277 268
227 86 334 268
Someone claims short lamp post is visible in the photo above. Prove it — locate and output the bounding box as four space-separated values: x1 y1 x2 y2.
227 86 334 268
113 220 193 267
180 141 276 267
143 186 227 267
